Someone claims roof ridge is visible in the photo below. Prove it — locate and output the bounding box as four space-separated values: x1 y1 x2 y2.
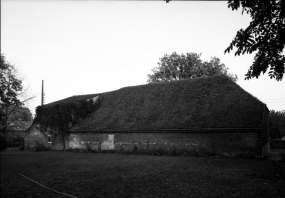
43 75 266 109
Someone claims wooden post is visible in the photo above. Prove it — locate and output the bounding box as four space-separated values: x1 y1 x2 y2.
41 80 44 106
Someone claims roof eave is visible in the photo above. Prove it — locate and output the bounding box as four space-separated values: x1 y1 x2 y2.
67 128 263 133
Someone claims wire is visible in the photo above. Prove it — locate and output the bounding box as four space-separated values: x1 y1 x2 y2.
19 173 78 198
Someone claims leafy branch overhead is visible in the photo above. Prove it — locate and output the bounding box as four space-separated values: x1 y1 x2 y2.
225 0 285 81
147 52 238 83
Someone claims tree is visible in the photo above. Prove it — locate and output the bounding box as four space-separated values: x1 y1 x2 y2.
1 54 23 134
165 0 284 80
147 52 238 83
225 0 285 81
8 106 33 121
269 110 285 139
0 54 35 135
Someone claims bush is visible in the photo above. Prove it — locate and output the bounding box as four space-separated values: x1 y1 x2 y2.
7 136 24 147
34 142 49 151
269 110 285 139
0 135 8 151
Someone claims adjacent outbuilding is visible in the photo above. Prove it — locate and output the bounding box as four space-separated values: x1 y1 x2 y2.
6 121 32 147
25 75 270 156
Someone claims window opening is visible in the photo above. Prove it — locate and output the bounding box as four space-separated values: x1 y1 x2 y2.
48 135 53 143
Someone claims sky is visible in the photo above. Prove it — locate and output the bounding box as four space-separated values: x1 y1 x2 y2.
2 0 285 115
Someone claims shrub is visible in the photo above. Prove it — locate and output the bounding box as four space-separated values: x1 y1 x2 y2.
85 143 95 153
269 110 285 139
235 152 256 159
7 136 24 147
0 135 8 151
34 142 49 151
170 148 180 156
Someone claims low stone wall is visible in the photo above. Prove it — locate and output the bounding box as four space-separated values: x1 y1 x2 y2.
65 131 260 155
24 125 261 155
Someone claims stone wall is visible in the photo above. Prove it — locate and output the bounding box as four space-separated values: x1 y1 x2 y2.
24 124 64 150
25 125 50 150
65 131 260 154
24 125 261 155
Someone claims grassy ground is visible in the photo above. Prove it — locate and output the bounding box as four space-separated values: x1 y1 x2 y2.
1 148 285 198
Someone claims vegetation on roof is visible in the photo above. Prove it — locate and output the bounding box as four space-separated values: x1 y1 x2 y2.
34 96 102 139
44 94 99 107
71 75 265 131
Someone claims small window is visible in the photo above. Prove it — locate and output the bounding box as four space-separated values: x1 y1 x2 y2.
47 135 53 143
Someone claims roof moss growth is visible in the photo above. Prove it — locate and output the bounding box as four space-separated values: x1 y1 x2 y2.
70 75 266 131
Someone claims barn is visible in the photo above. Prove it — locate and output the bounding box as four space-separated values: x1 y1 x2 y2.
25 75 270 156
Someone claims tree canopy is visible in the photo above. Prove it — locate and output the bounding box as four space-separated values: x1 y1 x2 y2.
165 0 285 81
0 54 23 134
147 52 237 83
0 54 23 107
8 106 33 121
269 110 285 139
225 0 285 81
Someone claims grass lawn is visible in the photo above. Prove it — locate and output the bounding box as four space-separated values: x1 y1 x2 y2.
1 148 285 198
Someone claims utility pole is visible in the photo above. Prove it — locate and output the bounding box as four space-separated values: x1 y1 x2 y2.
41 80 44 106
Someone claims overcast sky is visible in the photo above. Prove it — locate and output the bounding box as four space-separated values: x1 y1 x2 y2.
2 0 285 114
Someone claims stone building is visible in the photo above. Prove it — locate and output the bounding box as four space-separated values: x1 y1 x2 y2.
25 75 270 156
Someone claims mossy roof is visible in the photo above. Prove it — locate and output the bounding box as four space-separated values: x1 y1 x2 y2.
67 75 266 131
44 94 99 107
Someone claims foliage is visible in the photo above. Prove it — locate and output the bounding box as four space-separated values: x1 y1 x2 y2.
84 142 95 153
6 136 24 148
132 145 213 157
34 97 102 148
8 105 33 121
0 54 23 133
0 54 23 108
34 141 49 152
147 52 238 83
269 110 285 139
0 135 8 151
225 0 285 81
